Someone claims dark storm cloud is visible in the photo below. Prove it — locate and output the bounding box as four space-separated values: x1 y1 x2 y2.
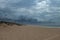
0 0 60 24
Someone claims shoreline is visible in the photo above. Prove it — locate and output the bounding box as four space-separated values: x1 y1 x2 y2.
25 24 60 28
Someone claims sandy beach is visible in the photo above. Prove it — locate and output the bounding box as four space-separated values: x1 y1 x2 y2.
0 23 60 40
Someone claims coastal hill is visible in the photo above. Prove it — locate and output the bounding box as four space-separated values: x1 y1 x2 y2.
0 21 23 26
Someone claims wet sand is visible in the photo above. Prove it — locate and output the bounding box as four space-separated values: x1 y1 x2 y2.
0 23 60 40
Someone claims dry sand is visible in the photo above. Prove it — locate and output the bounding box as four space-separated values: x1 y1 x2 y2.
0 23 60 40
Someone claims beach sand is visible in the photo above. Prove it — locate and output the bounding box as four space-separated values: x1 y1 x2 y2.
0 23 60 40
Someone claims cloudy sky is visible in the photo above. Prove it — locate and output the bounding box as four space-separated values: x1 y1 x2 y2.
0 0 60 23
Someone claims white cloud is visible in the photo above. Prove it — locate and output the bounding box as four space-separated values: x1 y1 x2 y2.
32 0 50 13
34 0 48 9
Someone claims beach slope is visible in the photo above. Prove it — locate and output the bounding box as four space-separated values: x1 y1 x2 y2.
0 23 60 40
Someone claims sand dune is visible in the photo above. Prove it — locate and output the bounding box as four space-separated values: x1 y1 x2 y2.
0 23 60 40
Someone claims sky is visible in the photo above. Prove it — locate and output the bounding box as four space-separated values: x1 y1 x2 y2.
0 0 60 23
